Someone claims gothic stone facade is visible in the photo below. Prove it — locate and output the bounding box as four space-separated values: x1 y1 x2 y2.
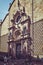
0 0 43 58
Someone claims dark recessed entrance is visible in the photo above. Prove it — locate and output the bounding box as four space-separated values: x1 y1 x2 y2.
16 43 21 58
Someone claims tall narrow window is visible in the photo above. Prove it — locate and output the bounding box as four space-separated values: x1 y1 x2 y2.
22 26 27 35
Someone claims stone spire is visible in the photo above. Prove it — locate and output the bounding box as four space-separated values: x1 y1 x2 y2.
18 0 20 10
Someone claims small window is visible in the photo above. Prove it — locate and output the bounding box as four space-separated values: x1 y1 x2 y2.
16 15 21 23
22 26 27 35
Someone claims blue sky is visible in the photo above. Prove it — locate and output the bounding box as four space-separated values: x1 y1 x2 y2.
0 0 13 20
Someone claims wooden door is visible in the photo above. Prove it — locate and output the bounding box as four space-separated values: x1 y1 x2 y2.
16 43 21 58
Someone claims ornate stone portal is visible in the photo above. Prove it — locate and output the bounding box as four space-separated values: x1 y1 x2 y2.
8 7 32 58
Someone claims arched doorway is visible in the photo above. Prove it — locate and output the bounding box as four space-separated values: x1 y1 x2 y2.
16 43 21 58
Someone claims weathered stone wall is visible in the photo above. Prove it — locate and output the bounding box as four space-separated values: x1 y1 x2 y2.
1 14 9 36
0 14 9 52
30 19 43 58
0 34 8 52
34 20 43 57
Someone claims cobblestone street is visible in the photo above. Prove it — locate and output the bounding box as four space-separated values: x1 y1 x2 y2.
0 58 43 65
